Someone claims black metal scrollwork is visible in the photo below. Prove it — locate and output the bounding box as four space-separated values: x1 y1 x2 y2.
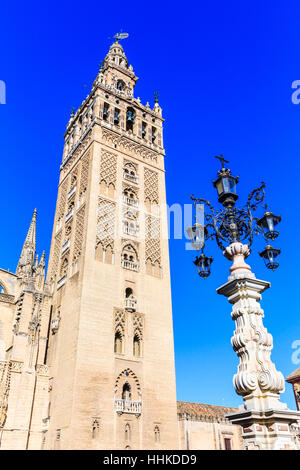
191 181 266 251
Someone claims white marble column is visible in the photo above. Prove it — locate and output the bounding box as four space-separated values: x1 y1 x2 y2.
217 242 300 450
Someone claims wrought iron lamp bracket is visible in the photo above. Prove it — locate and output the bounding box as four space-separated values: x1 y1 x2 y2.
191 181 266 251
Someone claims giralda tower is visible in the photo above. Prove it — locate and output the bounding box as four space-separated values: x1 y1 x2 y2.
44 37 179 449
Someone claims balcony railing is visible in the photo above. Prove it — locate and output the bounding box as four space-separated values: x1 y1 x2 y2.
51 317 60 333
124 297 137 311
57 276 66 290
0 293 15 304
68 185 77 199
123 172 139 184
114 399 142 415
123 195 138 207
121 259 139 272
123 224 138 236
65 208 74 222
61 239 70 254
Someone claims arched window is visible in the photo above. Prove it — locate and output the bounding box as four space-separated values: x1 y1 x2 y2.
0 282 6 295
125 423 131 442
92 419 100 439
123 188 138 207
103 102 109 120
125 287 133 298
108 183 115 198
117 80 125 91
123 162 138 183
154 426 160 443
61 257 68 276
121 245 138 272
114 331 123 354
126 107 135 132
95 243 104 262
122 382 132 401
105 245 113 264
124 287 136 311
133 334 141 357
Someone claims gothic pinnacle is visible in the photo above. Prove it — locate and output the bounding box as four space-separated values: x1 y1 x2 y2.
16 208 37 276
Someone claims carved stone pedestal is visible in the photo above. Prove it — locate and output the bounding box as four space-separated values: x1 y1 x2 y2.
217 242 300 450
226 408 300 450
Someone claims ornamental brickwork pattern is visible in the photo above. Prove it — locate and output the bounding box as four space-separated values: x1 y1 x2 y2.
79 151 90 195
73 205 86 260
144 168 159 204
49 231 62 279
57 178 69 220
115 309 126 335
100 151 117 187
96 198 116 249
133 313 143 340
145 215 161 264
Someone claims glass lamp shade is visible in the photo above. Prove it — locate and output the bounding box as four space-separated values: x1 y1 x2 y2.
186 224 204 251
259 245 281 271
257 212 281 240
194 253 213 278
213 174 239 205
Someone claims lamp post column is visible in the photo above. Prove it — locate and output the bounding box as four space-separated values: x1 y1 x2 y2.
217 242 300 450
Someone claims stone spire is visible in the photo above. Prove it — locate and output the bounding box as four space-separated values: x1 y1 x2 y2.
35 250 46 290
16 209 37 277
38 250 45 268
153 91 162 116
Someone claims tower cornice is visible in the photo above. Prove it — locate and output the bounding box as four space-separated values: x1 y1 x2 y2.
61 113 165 171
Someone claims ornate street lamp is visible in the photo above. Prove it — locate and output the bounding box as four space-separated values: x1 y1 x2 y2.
194 253 213 278
186 155 300 450
186 223 204 251
259 245 281 271
257 208 281 240
212 155 239 206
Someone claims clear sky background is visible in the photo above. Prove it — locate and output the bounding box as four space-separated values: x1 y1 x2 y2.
1 1 300 409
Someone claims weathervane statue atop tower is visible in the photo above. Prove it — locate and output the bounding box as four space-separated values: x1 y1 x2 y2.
111 31 129 43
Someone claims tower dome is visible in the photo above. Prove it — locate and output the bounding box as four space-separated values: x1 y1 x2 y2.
105 41 129 69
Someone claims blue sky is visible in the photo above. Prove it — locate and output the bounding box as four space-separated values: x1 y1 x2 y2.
1 0 300 409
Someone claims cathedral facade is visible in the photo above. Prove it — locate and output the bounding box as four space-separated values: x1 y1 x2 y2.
0 39 242 450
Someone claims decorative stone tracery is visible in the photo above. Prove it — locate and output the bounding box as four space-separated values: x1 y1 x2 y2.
57 178 69 221
79 151 90 196
73 205 86 260
102 129 158 163
115 309 126 336
100 151 117 190
133 313 143 341
49 232 62 279
144 168 159 205
96 198 116 252
0 361 11 428
145 215 161 274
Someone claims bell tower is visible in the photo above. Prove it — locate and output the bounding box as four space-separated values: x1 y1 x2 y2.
44 36 179 449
